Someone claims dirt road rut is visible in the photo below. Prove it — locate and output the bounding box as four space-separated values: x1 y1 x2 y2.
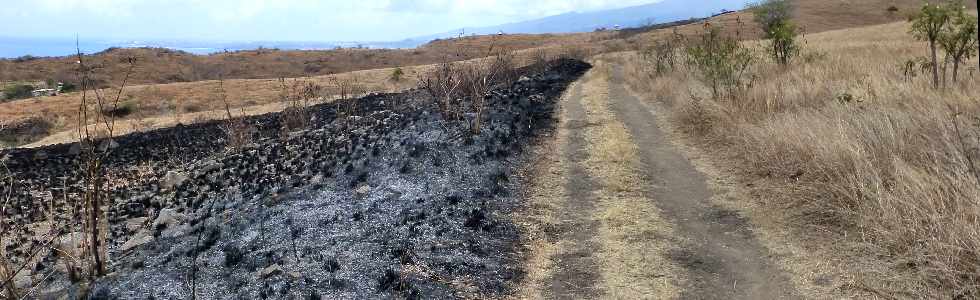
527 58 799 299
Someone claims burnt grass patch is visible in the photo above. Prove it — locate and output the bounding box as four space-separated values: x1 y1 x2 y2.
0 59 590 298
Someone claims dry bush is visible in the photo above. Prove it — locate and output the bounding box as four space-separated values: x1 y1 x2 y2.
216 79 256 151
625 21 980 296
332 76 366 121
421 47 516 135
278 78 320 132
419 62 465 121
641 30 686 76
459 64 494 134
490 51 519 87
527 49 553 73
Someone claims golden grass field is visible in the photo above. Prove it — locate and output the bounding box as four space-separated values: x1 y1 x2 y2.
0 44 603 148
0 0 942 149
624 20 980 297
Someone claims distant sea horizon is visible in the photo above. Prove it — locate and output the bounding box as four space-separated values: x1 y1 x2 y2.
0 36 423 59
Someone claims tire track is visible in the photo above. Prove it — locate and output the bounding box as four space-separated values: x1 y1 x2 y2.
603 60 799 299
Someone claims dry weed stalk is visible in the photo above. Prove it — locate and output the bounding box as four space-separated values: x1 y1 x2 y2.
217 78 255 151
421 36 517 134
419 62 465 121
279 77 320 132
0 156 19 298
332 76 365 123
74 42 135 281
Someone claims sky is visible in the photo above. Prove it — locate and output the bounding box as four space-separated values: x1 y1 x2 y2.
0 0 661 42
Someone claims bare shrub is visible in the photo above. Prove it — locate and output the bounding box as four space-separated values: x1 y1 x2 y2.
490 51 519 89
528 49 553 73
684 23 755 99
642 33 685 76
74 51 136 281
460 64 494 134
419 62 464 121
332 76 365 122
216 79 255 151
278 78 320 132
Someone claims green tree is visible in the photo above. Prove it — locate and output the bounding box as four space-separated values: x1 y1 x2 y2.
685 25 755 99
2 84 34 100
390 67 405 82
910 2 952 88
939 2 978 83
751 0 800 65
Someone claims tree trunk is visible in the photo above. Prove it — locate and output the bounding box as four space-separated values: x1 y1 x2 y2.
953 58 961 83
88 163 105 277
930 40 941 88
942 54 949 88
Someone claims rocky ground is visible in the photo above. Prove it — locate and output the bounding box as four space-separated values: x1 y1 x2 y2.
0 59 590 299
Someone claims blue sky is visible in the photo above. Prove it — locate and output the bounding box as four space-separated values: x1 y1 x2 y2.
0 0 662 42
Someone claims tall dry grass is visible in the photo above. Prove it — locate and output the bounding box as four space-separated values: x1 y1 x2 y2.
625 21 980 297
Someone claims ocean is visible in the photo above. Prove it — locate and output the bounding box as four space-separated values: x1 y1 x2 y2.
0 37 421 58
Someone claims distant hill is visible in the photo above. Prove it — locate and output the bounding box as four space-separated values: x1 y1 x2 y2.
407 0 748 43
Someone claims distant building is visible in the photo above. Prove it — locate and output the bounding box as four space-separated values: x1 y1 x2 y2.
31 88 57 97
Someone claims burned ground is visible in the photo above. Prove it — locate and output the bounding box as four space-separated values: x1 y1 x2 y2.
0 59 590 299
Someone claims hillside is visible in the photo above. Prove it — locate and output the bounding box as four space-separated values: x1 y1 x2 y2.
0 0 944 90
0 0 954 149
408 0 747 41
0 33 590 87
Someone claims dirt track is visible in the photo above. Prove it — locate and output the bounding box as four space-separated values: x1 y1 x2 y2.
526 57 799 299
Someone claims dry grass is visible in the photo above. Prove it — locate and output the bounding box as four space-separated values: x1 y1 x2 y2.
1 43 607 148
1 65 415 147
580 61 682 299
0 32 606 87
624 20 980 297
514 109 566 300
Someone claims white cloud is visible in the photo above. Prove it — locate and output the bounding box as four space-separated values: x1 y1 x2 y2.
34 0 139 16
385 0 660 17
2 0 664 41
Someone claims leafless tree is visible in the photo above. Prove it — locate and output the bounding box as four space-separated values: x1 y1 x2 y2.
74 42 135 279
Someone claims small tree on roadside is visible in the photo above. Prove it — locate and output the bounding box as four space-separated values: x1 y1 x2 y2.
390 67 404 82
939 2 978 84
685 24 755 99
910 2 952 88
751 0 800 65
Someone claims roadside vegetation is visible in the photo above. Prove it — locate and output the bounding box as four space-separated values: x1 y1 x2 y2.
626 0 980 297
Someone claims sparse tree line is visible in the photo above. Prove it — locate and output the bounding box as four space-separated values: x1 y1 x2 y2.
908 0 979 89
640 0 803 100
644 0 978 96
